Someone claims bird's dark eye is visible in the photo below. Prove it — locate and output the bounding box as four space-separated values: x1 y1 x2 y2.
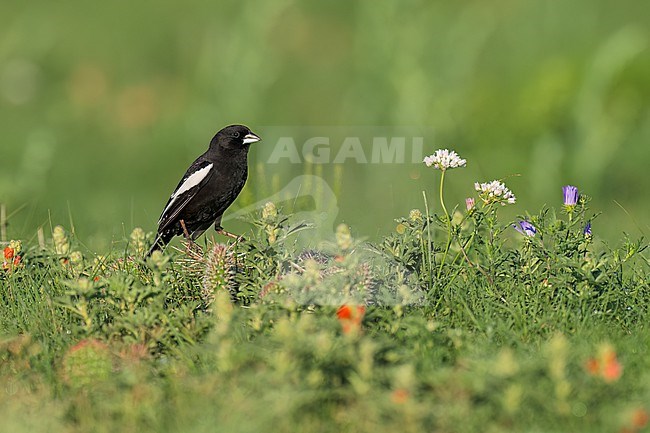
232 132 240 138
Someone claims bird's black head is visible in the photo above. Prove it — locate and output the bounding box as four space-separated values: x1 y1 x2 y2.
211 124 261 150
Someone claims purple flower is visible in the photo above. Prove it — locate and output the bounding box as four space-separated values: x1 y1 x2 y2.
584 221 592 237
563 185 579 207
513 220 537 237
465 197 475 211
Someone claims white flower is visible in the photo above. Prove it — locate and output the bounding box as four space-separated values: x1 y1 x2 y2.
423 149 466 171
474 180 516 206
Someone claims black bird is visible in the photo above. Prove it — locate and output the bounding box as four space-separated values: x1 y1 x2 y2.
147 124 261 256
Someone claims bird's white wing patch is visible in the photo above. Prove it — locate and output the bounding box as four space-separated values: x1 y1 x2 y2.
171 163 213 199
158 163 213 224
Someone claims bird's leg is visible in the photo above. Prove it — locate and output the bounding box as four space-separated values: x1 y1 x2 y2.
179 219 201 253
180 219 191 239
215 225 245 242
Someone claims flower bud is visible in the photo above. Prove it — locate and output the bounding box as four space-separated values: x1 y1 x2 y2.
262 202 277 220
53 226 70 255
336 224 352 251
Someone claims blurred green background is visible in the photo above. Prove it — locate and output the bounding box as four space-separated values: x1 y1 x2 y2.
1 0 648 250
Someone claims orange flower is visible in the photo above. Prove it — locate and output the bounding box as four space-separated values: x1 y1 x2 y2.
391 388 410 404
602 351 623 383
585 344 623 383
620 408 650 433
2 249 21 272
585 358 600 376
632 409 650 429
336 305 365 334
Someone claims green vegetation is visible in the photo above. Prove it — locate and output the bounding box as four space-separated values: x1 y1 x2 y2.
1 166 649 432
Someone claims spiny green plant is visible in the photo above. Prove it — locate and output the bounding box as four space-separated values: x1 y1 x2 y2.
175 240 238 307
60 338 113 390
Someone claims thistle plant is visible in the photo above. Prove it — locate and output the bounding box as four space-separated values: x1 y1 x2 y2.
202 243 237 306
174 238 238 306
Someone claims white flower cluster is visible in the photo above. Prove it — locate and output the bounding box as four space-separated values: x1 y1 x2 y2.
474 180 516 205
423 149 466 171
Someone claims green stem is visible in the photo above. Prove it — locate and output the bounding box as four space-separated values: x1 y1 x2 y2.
437 170 452 280
439 169 450 221
422 191 434 285
441 231 476 291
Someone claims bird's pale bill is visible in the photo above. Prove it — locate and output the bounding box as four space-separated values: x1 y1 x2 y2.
243 133 261 144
